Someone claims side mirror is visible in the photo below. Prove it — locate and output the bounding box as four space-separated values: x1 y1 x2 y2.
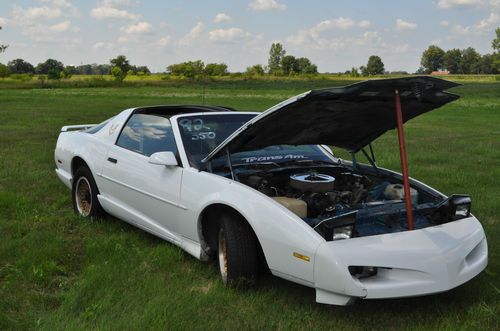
148 151 178 167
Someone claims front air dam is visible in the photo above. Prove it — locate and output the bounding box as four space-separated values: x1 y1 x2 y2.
313 216 487 305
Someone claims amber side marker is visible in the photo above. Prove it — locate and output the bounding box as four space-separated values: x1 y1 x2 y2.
293 252 310 262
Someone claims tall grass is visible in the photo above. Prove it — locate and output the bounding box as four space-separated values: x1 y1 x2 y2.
0 79 498 330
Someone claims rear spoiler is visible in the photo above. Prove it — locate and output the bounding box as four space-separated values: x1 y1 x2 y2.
60 124 97 132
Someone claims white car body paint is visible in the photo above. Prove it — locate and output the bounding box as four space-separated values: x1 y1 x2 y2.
55 104 488 306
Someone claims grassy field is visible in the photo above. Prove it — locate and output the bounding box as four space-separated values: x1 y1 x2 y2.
0 79 499 330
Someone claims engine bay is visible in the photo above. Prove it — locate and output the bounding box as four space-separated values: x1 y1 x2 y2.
238 165 469 241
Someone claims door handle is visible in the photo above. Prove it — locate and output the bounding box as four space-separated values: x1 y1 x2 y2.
107 157 117 164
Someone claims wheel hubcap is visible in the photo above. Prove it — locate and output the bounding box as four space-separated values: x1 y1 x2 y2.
75 177 92 217
218 228 228 284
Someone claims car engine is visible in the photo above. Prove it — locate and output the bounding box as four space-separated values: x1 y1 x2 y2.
238 167 443 241
241 169 385 218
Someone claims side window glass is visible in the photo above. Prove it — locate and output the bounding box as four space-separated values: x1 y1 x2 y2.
116 114 177 157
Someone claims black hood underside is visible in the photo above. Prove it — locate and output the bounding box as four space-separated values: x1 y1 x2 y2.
204 76 460 162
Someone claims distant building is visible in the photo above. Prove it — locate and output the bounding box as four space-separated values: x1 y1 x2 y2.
431 71 449 75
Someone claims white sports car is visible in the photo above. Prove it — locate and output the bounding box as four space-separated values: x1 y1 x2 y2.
54 77 487 305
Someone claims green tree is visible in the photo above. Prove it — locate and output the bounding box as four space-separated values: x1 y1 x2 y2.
492 27 500 52
420 45 445 73
35 59 64 75
281 55 298 75
477 54 498 74
349 67 360 77
460 47 481 74
111 66 126 81
296 57 318 74
493 53 500 71
359 65 368 76
110 55 130 81
167 60 204 78
0 63 10 77
204 63 229 76
245 64 265 76
7 59 35 74
47 69 61 80
62 65 77 78
136 66 151 75
76 64 92 75
366 55 385 75
443 48 463 74
268 43 286 74
0 26 8 53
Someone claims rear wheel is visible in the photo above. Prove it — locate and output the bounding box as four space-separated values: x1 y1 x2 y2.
218 213 260 286
72 166 103 218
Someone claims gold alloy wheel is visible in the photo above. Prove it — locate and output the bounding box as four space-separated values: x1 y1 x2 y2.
218 228 228 284
75 177 92 217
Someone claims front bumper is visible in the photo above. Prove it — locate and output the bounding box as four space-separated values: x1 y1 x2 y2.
313 216 488 305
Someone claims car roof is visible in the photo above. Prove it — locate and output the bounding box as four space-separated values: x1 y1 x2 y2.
132 105 236 117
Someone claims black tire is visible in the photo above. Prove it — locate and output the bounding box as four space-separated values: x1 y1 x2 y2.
218 213 260 286
72 166 103 218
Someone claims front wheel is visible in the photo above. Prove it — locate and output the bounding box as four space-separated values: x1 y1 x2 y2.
72 166 103 218
218 213 260 286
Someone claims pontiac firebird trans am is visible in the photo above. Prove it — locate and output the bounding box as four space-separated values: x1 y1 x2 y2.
55 77 487 305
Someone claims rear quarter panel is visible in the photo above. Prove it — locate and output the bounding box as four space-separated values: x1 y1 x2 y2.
54 108 133 188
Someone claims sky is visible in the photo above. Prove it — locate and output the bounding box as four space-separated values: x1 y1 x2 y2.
0 0 499 73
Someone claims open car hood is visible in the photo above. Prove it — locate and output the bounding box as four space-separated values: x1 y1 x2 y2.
203 76 460 162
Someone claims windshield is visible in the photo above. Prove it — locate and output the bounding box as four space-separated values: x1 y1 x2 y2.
177 113 335 169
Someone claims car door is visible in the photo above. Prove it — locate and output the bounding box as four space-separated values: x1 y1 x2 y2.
100 113 185 240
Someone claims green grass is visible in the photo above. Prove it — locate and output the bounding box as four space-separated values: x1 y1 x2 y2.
0 79 499 330
1 72 499 90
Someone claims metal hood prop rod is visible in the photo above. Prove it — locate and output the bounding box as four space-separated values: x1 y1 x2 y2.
395 90 414 230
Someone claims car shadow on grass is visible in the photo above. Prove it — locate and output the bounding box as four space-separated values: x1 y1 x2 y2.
80 213 495 328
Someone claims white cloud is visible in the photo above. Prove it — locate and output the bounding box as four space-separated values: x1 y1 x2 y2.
287 26 412 60
91 6 138 20
213 13 231 23
475 12 500 31
450 11 500 35
179 22 204 46
121 21 153 34
5 2 80 43
91 1 139 20
155 36 171 47
315 18 356 31
208 28 251 43
49 20 71 32
287 17 372 46
248 0 287 11
436 0 484 9
440 20 450 26
100 0 137 7
395 18 417 31
0 17 8 25
93 41 106 49
358 20 371 28
12 5 62 21
39 0 72 8
52 0 80 16
451 24 472 34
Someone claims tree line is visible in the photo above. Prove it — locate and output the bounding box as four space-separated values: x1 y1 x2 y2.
1 25 499 79
418 28 500 74
0 57 151 80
